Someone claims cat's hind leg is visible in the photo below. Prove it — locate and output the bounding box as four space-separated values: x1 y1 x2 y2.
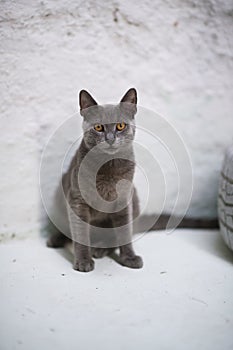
47 232 70 248
91 247 115 258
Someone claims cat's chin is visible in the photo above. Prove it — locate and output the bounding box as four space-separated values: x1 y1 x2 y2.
100 142 132 155
101 146 119 155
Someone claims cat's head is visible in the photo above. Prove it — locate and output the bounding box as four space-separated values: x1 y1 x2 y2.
79 88 137 154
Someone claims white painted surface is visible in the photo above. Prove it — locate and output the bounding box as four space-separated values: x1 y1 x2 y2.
0 230 233 350
1 0 233 238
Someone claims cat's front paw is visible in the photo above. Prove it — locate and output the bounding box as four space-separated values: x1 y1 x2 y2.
73 258 95 272
120 255 143 269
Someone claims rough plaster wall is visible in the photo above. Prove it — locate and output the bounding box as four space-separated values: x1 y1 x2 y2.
0 0 233 239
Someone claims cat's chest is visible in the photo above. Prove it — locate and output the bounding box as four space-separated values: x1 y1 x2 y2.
95 165 134 202
96 171 129 183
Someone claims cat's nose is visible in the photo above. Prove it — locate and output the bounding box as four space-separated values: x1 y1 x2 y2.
105 133 115 145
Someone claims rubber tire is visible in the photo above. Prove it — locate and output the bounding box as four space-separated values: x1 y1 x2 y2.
218 145 233 251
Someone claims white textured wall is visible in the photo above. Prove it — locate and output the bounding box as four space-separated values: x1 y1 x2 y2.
1 0 233 239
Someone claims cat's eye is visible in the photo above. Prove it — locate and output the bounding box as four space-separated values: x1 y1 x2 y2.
116 122 126 131
94 124 104 132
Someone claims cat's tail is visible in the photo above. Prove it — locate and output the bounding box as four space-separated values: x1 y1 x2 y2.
136 214 219 233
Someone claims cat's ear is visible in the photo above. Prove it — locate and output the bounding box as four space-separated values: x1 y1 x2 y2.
120 88 137 117
120 88 137 105
79 90 98 111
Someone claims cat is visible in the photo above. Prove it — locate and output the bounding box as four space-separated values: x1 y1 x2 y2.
47 88 143 272
47 88 219 272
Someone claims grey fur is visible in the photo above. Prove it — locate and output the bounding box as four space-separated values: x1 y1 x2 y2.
48 88 142 272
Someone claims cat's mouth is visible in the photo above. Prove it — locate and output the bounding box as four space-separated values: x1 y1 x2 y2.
99 140 130 154
102 145 119 154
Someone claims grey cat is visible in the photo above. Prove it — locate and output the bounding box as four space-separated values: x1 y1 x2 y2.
47 88 219 272
47 88 143 272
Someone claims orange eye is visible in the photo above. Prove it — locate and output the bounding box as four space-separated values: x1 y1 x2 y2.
116 122 126 131
94 124 104 132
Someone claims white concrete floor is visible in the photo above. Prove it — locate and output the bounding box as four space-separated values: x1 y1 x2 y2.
0 229 233 350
